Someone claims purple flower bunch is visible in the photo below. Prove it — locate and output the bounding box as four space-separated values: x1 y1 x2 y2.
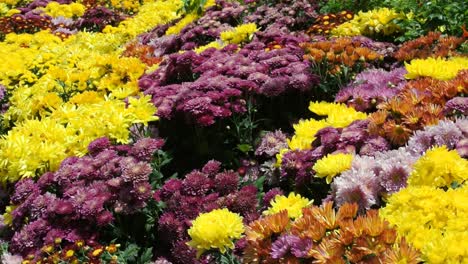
73 6 124 32
243 0 318 31
255 130 288 158
140 32 319 125
329 118 468 210
0 84 9 113
154 160 259 263
407 117 467 157
0 10 52 35
444 97 468 116
8 137 164 258
335 67 407 112
329 148 416 210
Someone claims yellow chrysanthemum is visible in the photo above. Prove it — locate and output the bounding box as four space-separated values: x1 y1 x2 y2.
194 40 226 54
287 119 329 150
309 101 368 128
381 184 468 263
332 8 403 37
284 102 367 151
408 146 468 188
2 205 17 226
187 208 244 257
166 13 199 35
40 2 86 18
264 192 312 219
220 23 258 45
405 57 468 81
313 153 353 184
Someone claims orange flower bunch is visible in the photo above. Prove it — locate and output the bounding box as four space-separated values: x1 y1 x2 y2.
307 11 354 35
0 14 52 35
369 70 468 145
25 240 121 264
394 31 466 61
122 42 163 66
243 202 421 264
301 37 382 74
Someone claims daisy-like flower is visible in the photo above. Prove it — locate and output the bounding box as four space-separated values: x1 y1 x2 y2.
187 208 244 257
313 153 353 184
263 192 312 219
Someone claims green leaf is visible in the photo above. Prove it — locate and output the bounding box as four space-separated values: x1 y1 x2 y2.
237 144 253 153
138 247 153 264
118 243 140 263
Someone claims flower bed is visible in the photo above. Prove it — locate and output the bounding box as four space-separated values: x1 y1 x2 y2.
0 0 467 263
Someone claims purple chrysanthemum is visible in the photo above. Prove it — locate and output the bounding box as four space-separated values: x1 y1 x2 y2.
444 97 468 116
336 67 406 111
406 119 463 155
270 235 302 259
255 130 288 157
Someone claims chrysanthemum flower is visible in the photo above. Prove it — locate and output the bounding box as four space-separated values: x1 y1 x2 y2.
405 57 468 81
264 192 312 219
220 23 258 45
313 153 353 184
408 146 468 187
187 208 244 257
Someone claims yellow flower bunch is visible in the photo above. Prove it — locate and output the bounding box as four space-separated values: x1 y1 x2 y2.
263 192 312 219
39 1 86 18
0 95 157 182
408 146 468 187
220 23 258 45
313 153 353 184
0 0 187 184
0 0 25 7
332 8 403 37
405 57 468 81
194 40 226 54
381 185 468 263
102 0 182 40
187 208 244 257
166 13 199 35
287 102 367 150
109 0 148 12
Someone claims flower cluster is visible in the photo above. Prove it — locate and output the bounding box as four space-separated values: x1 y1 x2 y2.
0 13 52 35
301 37 384 74
5 137 163 259
255 130 288 158
138 1 246 57
335 67 407 112
369 69 468 145
332 8 403 37
154 160 259 263
307 10 354 35
381 185 468 263
286 101 368 151
27 240 121 264
330 118 467 210
244 202 421 263
141 33 319 125
220 23 258 44
243 0 317 31
0 96 158 182
408 146 467 187
394 31 467 61
404 57 468 81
